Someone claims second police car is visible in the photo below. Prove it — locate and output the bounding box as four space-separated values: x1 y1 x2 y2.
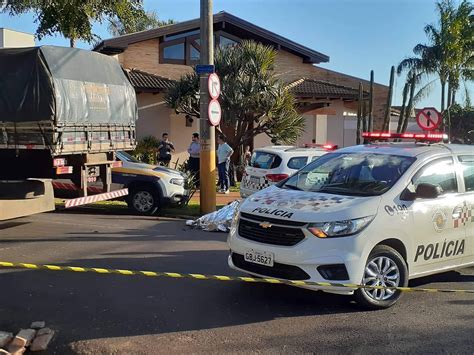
228 133 473 309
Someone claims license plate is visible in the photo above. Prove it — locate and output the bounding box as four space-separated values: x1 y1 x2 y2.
249 176 260 184
244 249 274 267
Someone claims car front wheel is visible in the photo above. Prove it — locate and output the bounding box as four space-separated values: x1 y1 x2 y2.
128 187 159 215
354 245 408 310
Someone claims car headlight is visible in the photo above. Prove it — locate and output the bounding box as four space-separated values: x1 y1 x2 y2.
308 216 374 238
230 206 240 233
170 178 184 186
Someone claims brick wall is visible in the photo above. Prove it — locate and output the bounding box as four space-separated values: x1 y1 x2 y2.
120 38 192 80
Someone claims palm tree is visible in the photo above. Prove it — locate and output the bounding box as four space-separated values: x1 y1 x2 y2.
166 40 305 155
108 10 175 36
398 0 473 115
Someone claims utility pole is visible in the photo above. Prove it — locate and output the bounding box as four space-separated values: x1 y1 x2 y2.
199 0 216 213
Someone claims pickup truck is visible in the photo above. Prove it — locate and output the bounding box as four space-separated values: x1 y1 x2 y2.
114 151 189 215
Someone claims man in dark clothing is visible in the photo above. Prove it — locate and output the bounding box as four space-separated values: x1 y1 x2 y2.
157 133 175 167
187 132 200 186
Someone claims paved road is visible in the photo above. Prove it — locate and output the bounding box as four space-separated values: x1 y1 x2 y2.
0 212 473 354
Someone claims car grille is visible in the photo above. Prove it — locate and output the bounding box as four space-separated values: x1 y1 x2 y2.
240 212 307 227
231 253 310 280
238 218 306 246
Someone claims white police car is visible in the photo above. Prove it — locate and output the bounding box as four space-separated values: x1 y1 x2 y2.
240 145 335 198
228 133 473 309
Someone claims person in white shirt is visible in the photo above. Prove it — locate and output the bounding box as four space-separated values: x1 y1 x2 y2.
187 132 200 186
216 134 234 194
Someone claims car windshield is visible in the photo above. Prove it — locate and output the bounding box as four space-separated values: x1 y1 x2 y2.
280 152 416 196
117 151 140 163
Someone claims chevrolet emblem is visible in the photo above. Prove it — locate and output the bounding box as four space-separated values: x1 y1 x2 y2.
259 221 272 229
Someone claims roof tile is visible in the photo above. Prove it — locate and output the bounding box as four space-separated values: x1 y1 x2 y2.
126 69 175 91
289 78 368 99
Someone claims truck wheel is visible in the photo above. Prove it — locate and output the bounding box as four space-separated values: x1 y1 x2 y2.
354 245 408 310
128 187 159 215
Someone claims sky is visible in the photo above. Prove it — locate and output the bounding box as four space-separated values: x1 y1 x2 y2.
0 0 472 110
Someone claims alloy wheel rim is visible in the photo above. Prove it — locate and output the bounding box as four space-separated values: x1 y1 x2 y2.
133 191 154 212
362 256 400 301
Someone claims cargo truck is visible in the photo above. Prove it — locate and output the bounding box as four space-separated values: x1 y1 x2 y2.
0 46 137 220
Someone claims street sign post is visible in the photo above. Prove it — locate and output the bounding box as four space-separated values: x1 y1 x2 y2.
208 73 221 99
196 64 215 74
416 107 442 131
199 0 216 214
208 99 221 126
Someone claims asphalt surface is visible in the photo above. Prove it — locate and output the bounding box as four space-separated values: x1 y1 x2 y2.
0 211 473 354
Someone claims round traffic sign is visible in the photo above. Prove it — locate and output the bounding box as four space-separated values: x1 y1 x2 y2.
416 107 442 131
208 73 221 99
208 99 221 126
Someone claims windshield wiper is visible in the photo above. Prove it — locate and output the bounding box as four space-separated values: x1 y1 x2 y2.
283 184 303 191
316 186 373 196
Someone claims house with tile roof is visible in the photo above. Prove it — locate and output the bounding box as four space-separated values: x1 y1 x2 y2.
94 11 389 165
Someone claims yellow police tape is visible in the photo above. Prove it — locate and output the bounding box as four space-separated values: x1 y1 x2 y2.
0 261 473 294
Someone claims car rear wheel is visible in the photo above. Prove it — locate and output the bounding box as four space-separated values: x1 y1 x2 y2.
128 186 159 215
354 245 408 310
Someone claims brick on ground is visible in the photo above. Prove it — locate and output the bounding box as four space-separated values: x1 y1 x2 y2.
9 347 26 355
7 329 36 351
0 331 13 347
30 321 46 330
30 328 55 352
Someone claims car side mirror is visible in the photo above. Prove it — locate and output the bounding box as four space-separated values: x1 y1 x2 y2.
415 183 442 199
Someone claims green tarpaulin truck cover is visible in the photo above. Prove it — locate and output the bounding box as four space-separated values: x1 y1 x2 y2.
0 45 137 126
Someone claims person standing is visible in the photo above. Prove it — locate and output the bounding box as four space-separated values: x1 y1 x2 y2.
157 132 175 167
187 132 200 186
217 134 234 194
243 145 252 166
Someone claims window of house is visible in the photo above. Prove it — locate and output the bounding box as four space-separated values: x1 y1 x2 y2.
163 43 185 60
219 35 237 47
165 29 200 41
160 31 240 65
190 46 200 61
458 155 474 192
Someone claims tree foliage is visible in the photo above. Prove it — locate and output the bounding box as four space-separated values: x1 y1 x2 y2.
1 0 147 47
397 0 473 112
448 104 474 143
108 9 176 36
166 40 305 152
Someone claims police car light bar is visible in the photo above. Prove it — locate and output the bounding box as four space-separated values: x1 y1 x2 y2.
304 143 338 150
362 132 447 142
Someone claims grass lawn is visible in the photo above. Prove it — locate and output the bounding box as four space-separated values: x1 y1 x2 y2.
55 198 222 218
229 182 240 193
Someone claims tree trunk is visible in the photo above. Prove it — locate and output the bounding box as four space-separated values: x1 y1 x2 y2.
402 74 416 134
382 66 395 132
70 38 75 48
451 90 456 106
440 80 446 130
356 82 363 144
396 83 409 134
368 70 374 132
447 82 452 111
